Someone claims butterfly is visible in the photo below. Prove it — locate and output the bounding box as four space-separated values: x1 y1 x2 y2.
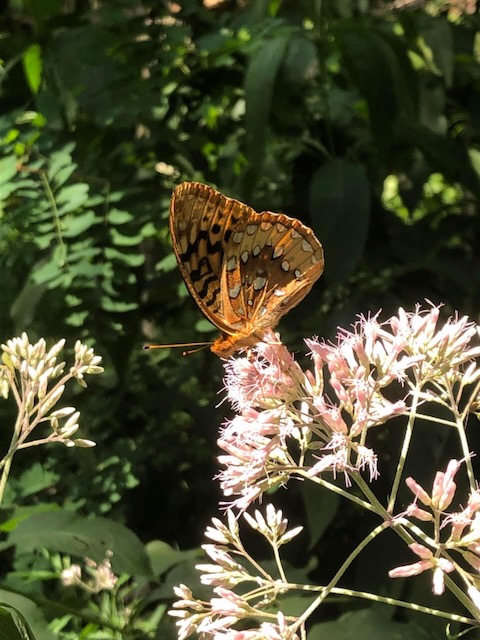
169 181 324 357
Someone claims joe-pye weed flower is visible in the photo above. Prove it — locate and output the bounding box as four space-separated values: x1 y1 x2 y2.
170 304 480 638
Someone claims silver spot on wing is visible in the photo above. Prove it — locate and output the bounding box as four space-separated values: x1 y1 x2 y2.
229 284 241 299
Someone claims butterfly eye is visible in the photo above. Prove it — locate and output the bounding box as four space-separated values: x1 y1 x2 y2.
169 182 324 357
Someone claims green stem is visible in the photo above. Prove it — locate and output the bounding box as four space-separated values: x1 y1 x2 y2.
40 172 67 267
284 581 477 625
0 452 14 507
388 387 421 513
291 522 389 633
300 472 377 512
0 400 25 505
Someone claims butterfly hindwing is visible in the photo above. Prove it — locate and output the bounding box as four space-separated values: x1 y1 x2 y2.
222 212 323 329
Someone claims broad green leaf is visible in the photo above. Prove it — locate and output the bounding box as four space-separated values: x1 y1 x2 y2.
23 0 62 30
309 159 370 286
309 608 431 640
146 540 200 577
282 35 317 87
422 16 453 87
244 35 290 183
418 77 447 134
302 483 339 550
7 511 153 577
0 505 58 534
22 44 43 95
0 605 35 640
335 24 416 143
0 596 55 640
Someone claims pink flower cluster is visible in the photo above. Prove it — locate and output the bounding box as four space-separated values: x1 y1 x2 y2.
219 305 479 510
170 304 480 638
390 460 480 600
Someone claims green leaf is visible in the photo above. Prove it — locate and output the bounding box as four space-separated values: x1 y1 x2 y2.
31 260 62 286
145 540 200 577
108 208 134 224
309 159 370 286
55 183 90 214
11 278 46 330
244 35 290 184
23 0 62 30
6 511 154 578
101 298 139 312
61 211 98 237
22 44 43 95
16 464 58 499
422 16 453 87
47 143 75 180
0 156 18 185
0 596 55 640
0 605 35 640
105 247 145 267
302 483 339 550
156 253 178 272
195 318 216 334
52 164 76 188
109 228 144 247
282 35 317 87
335 24 416 143
0 505 58 534
405 122 480 197
65 310 89 326
309 608 431 640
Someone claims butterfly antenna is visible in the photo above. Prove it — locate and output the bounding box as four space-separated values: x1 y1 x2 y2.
143 341 213 352
182 344 211 356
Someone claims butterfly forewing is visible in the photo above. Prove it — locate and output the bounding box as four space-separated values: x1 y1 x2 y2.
170 182 252 335
169 181 324 355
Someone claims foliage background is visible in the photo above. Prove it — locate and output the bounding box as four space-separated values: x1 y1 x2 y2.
1 0 480 637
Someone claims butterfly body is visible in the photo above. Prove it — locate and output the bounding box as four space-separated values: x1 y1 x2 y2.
170 182 324 357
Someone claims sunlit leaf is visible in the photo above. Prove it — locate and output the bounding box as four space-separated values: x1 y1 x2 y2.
22 44 43 95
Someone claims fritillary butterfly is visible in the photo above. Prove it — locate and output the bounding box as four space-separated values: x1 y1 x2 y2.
170 181 324 357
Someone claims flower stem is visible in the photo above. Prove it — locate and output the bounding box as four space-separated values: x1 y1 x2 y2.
388 386 421 513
